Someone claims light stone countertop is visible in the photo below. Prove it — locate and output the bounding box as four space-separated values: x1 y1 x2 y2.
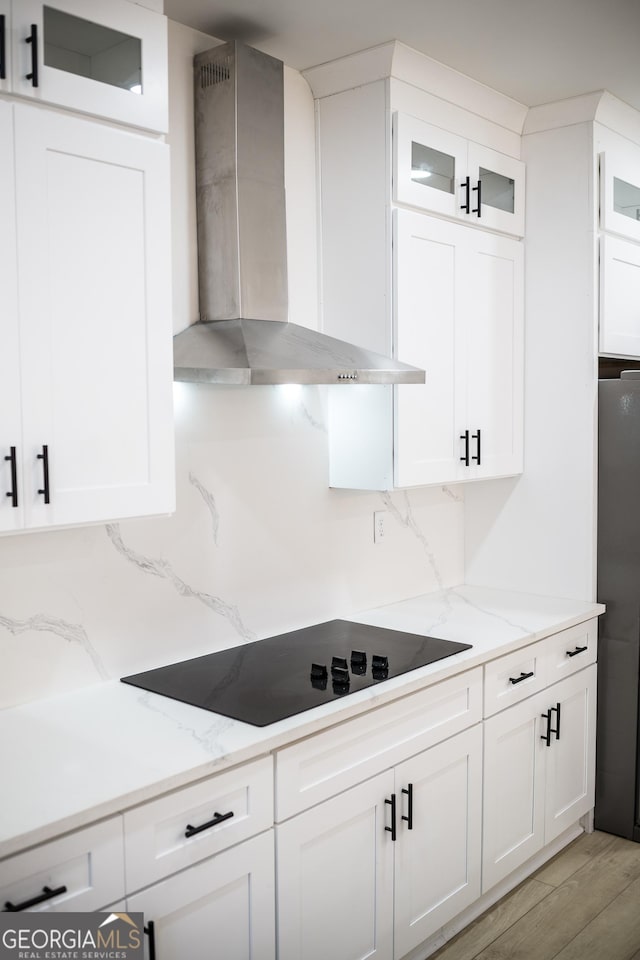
0 584 604 860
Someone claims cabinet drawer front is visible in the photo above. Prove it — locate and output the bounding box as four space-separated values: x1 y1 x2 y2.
124 756 273 892
275 668 482 820
0 818 124 912
484 642 546 717
544 620 597 685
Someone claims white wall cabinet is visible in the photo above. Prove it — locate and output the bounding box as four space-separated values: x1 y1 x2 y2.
0 103 174 533
483 663 596 892
600 147 640 245
599 234 640 357
1 0 168 132
394 112 525 237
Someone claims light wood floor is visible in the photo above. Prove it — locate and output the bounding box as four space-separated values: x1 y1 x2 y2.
431 831 640 960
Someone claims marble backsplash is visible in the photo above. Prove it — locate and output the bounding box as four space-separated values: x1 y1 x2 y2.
0 383 464 710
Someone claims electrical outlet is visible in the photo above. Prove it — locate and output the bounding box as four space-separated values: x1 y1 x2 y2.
374 510 387 543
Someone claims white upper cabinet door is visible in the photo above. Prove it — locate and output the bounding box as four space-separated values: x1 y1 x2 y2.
394 112 525 237
0 100 23 533
394 210 466 487
394 113 467 220
14 104 174 529
462 230 524 480
11 0 168 132
600 234 640 357
600 149 640 244
467 142 525 237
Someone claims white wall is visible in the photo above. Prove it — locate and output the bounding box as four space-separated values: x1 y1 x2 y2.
0 24 464 710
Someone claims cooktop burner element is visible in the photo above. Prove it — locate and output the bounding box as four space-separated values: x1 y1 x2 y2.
121 620 472 727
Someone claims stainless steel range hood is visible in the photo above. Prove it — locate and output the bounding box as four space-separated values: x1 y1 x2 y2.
173 41 425 387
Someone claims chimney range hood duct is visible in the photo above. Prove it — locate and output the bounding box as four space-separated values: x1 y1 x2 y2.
173 41 425 387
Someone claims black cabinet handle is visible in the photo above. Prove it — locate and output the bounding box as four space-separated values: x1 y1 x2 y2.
184 809 233 838
472 429 482 465
460 429 470 466
509 671 534 685
385 793 397 842
550 702 561 741
4 884 67 912
144 920 156 960
37 445 50 503
25 23 38 87
540 708 552 747
0 14 6 80
401 783 413 830
4 447 18 508
460 175 471 214
472 178 482 217
566 645 588 658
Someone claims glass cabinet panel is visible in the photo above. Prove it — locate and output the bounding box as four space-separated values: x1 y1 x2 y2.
411 141 455 195
43 7 142 93
613 176 640 224
479 166 515 214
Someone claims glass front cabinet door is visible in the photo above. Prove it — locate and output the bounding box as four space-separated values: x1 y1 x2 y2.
600 148 640 245
8 0 168 132
393 112 525 237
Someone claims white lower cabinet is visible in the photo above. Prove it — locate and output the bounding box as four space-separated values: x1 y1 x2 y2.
127 831 275 960
482 663 597 892
276 724 482 960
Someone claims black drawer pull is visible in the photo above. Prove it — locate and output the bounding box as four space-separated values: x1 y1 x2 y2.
144 921 156 960
566 645 588 658
460 429 470 466
472 178 482 216
509 671 534 685
0 14 6 80
550 701 561 741
471 428 481 465
25 23 38 87
4 884 67 912
401 783 413 830
385 793 397 841
460 175 471 214
37 444 50 503
185 809 233 838
541 708 552 746
4 446 18 507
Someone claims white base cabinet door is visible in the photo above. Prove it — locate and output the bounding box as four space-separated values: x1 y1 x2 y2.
6 103 174 530
394 725 482 958
127 831 275 960
483 665 596 892
277 772 395 960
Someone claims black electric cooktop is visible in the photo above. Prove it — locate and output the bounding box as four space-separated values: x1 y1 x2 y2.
121 620 471 727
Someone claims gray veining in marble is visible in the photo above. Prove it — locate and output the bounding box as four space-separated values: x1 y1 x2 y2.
0 613 108 678
189 472 220 544
449 587 532 635
136 689 235 760
299 398 327 432
106 524 255 641
382 491 447 593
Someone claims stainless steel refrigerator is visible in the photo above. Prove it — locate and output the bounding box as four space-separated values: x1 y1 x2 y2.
597 371 640 841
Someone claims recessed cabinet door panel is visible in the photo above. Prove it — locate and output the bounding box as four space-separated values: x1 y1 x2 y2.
11 0 168 132
600 235 640 357
277 772 394 960
394 726 482 958
600 150 640 244
394 210 466 486
482 693 546 892
127 832 275 960
0 101 24 532
544 665 597 843
463 232 524 480
14 105 174 529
